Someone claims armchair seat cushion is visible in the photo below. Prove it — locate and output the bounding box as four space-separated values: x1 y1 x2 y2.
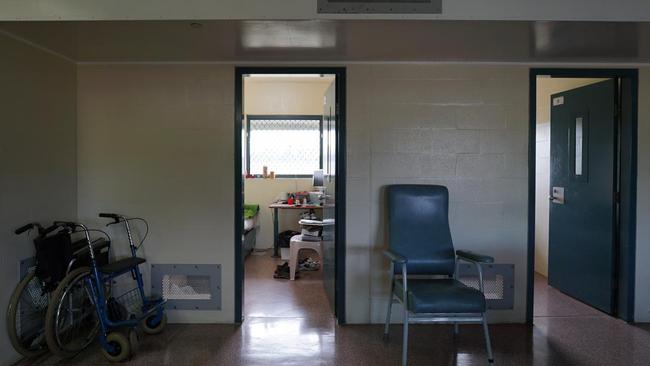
394 279 486 314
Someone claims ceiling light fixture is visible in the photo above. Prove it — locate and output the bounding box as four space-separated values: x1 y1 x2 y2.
189 22 203 29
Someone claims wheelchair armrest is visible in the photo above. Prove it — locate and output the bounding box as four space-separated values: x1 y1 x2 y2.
456 250 494 264
383 249 408 264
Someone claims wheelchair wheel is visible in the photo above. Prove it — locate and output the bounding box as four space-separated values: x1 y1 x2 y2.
101 332 131 362
140 312 167 335
6 271 49 357
45 267 99 358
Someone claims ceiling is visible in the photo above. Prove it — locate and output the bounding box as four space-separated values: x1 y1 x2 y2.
1 20 649 63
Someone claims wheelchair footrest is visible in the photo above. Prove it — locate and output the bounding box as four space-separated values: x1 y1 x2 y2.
99 257 146 274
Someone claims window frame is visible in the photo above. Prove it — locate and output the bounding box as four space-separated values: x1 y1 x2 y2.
245 114 324 178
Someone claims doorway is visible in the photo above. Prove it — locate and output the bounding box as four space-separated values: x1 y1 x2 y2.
234 67 346 324
527 69 638 323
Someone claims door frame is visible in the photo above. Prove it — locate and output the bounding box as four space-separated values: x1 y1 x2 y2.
527 68 639 323
234 67 347 324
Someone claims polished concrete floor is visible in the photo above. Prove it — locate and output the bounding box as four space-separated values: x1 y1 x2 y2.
16 257 650 366
244 249 332 319
533 272 605 318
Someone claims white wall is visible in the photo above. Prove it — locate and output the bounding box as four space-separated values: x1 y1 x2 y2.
76 63 530 325
76 64 235 323
2 0 650 21
244 77 333 116
0 33 77 365
534 78 607 277
345 64 529 323
71 62 650 325
635 68 650 322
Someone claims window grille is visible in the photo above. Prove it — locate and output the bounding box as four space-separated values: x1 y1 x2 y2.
247 116 322 176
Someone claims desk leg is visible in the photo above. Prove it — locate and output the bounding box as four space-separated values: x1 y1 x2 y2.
272 207 280 258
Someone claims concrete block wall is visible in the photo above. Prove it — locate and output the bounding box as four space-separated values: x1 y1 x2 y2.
68 62 650 325
345 65 529 323
76 64 235 323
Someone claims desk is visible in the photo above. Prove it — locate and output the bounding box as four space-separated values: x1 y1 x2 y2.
269 203 323 257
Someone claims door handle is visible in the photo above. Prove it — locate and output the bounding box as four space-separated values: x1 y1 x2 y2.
550 187 565 204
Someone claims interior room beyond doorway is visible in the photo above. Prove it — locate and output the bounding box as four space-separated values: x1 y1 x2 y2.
241 73 336 320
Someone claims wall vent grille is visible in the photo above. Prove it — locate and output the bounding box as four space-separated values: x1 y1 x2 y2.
458 263 515 310
317 0 442 14
162 274 212 301
151 264 221 310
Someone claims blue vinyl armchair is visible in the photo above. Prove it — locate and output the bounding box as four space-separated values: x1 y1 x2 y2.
383 185 494 365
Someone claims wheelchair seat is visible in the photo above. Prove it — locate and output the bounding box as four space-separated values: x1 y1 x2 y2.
394 278 486 314
99 257 146 275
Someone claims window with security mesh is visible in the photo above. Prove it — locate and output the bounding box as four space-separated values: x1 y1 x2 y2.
247 116 322 176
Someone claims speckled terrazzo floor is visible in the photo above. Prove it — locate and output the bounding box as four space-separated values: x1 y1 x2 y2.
14 259 650 366
533 272 605 318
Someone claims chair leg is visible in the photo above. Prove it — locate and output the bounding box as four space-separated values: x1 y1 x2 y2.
289 247 299 280
384 271 396 340
402 309 409 366
383 294 393 340
482 314 494 364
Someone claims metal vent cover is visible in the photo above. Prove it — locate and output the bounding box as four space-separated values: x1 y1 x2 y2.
151 264 221 310
162 274 212 300
318 0 442 14
457 263 515 310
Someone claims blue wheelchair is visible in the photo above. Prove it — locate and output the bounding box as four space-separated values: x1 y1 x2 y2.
74 213 165 361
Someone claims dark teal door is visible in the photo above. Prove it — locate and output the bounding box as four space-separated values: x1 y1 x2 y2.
548 79 618 314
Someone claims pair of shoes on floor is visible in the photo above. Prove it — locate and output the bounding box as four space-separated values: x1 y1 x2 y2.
299 257 320 271
300 210 318 220
273 262 298 279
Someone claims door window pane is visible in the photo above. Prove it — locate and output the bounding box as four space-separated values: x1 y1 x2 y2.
575 117 583 176
249 118 321 176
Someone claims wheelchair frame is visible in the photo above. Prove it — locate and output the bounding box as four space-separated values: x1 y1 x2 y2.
76 215 166 357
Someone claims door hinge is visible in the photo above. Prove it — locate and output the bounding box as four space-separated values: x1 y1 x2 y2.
336 103 340 115
615 191 621 203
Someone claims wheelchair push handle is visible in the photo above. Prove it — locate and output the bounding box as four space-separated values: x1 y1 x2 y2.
99 213 123 225
15 221 72 237
14 223 38 235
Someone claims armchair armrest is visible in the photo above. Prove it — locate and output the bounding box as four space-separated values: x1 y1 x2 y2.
456 250 493 294
383 249 408 264
456 250 494 264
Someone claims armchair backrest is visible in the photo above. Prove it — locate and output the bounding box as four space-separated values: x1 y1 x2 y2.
387 184 455 276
